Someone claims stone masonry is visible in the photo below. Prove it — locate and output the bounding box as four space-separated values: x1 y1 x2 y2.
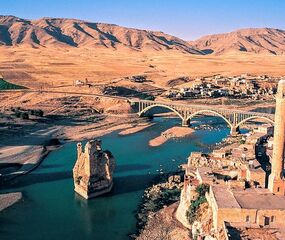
73 140 115 199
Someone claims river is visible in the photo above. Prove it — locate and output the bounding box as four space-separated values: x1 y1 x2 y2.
0 117 229 240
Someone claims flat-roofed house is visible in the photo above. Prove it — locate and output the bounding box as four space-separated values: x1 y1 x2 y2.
207 186 285 231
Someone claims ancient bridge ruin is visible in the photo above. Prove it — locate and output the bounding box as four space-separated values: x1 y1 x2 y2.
130 99 275 135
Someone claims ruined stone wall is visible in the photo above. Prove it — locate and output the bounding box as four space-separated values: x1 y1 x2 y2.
73 140 115 199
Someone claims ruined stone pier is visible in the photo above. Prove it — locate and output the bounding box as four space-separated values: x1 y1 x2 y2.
73 140 115 199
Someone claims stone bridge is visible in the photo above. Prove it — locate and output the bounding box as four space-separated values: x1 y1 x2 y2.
130 99 275 135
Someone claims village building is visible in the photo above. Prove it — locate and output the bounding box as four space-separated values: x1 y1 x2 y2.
207 186 285 230
176 80 285 239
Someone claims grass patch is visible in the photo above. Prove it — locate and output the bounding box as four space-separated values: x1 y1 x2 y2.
0 78 27 90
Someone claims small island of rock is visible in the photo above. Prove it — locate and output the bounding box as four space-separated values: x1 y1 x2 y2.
73 139 115 199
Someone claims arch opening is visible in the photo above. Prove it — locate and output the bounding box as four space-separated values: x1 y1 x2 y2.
139 104 184 121
185 110 233 129
235 116 274 129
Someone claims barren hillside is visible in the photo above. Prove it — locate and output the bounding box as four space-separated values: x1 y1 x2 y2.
0 15 202 54
191 28 285 55
0 16 285 89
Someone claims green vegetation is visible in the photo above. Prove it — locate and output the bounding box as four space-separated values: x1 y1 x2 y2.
11 107 44 120
0 78 27 90
20 112 29 120
28 109 44 117
136 173 183 231
143 95 155 101
186 184 209 224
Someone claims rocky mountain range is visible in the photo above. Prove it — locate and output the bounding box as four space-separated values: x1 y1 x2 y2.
1 15 285 55
190 28 285 55
0 15 201 54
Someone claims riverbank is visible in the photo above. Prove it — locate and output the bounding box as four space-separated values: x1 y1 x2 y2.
0 114 139 174
149 126 195 147
134 171 191 240
136 202 191 240
118 122 155 136
0 192 22 212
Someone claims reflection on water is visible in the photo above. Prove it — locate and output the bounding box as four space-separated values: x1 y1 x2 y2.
0 117 229 240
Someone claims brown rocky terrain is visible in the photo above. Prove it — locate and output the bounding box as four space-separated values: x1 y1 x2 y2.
191 28 285 55
0 15 201 54
0 16 285 90
136 202 191 240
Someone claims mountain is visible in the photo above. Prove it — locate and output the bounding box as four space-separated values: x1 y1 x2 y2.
191 28 285 55
0 15 202 54
1 16 285 56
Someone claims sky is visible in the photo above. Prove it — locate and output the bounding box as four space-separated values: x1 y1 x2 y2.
1 0 285 40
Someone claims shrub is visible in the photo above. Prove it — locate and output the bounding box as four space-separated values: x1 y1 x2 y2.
34 109 44 117
15 110 21 118
186 184 209 224
196 183 209 196
144 95 155 101
28 109 44 117
20 112 29 120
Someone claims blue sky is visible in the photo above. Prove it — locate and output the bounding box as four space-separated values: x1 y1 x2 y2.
1 0 285 40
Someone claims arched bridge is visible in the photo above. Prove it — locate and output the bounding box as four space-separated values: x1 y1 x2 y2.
130 99 275 135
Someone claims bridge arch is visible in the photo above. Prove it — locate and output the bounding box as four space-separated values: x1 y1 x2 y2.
185 109 233 129
235 116 274 129
139 104 184 120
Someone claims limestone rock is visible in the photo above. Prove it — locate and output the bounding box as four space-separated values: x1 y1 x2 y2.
73 139 115 199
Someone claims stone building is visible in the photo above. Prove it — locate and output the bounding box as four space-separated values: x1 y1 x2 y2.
73 140 115 199
175 81 285 238
207 186 285 231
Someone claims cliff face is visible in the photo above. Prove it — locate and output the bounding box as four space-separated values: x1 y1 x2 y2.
73 139 115 199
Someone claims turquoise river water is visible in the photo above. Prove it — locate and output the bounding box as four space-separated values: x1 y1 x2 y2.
0 117 229 240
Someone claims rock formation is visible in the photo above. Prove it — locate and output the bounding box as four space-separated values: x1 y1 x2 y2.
73 139 115 199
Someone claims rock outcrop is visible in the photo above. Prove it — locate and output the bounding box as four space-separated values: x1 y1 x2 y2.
73 139 115 199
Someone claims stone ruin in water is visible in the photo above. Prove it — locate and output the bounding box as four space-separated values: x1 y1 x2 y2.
73 139 115 199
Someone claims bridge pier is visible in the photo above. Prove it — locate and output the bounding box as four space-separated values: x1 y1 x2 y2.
182 118 190 127
230 126 240 136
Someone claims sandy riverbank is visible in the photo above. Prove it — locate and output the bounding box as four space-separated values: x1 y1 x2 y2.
0 124 62 178
118 122 155 136
0 114 142 179
0 192 22 212
149 126 195 147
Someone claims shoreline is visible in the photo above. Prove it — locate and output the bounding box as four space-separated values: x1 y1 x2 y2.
0 143 61 184
118 122 155 136
133 171 189 239
0 115 142 183
0 192 22 212
149 126 195 147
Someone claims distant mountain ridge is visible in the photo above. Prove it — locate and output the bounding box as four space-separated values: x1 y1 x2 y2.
190 28 285 55
1 16 285 55
0 15 202 54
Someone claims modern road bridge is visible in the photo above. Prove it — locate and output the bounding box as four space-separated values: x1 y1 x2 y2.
130 99 275 135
